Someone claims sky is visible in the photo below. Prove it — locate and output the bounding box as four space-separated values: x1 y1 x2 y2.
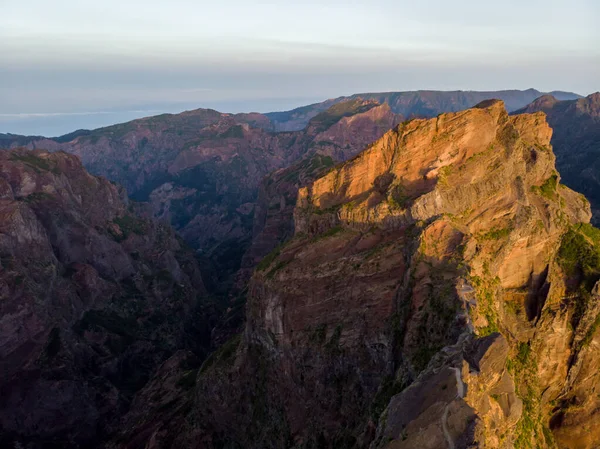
1 0 599 136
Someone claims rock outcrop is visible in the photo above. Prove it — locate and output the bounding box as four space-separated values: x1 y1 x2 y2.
514 92 600 224
0 149 215 448
3 94 598 449
144 100 599 449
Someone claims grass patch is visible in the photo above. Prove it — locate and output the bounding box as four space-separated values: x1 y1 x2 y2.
370 375 407 420
265 260 290 280
176 369 198 390
23 192 55 203
470 275 500 336
10 153 60 174
313 204 342 215
312 225 344 242
437 165 453 187
479 226 512 241
388 184 408 209
558 224 600 284
110 214 148 241
199 334 241 374
531 173 558 200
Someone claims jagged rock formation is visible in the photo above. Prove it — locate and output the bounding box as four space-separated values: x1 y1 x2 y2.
3 91 583 296
7 101 400 295
0 149 216 448
121 99 600 449
514 92 600 224
234 101 401 290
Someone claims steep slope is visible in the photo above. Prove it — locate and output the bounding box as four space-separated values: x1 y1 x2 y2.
10 101 400 294
0 149 215 448
118 100 600 449
236 102 400 288
514 92 600 223
266 89 581 131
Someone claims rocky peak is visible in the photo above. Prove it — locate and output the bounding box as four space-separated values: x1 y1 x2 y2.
168 100 599 449
522 94 559 112
574 91 600 116
294 99 572 235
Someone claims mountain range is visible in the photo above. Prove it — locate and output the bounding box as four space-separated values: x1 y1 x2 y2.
0 89 585 295
1 88 600 449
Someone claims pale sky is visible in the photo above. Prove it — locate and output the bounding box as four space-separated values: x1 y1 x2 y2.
1 0 599 135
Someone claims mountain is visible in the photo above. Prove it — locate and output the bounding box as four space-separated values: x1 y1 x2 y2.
104 100 600 448
0 133 46 147
514 92 600 223
0 149 216 448
2 91 582 294
266 88 582 131
6 100 401 295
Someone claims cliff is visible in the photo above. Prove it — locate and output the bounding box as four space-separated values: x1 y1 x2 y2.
0 149 215 448
158 100 599 449
514 92 600 224
11 101 400 295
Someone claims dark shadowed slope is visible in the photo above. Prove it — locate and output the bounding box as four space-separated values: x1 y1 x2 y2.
0 149 216 448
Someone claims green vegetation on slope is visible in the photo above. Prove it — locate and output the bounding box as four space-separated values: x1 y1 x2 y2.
531 173 558 200
309 100 376 132
558 223 600 286
10 153 60 174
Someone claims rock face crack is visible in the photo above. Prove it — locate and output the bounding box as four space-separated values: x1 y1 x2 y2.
442 367 465 449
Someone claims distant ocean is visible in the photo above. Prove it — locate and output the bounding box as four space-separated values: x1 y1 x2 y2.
0 97 323 137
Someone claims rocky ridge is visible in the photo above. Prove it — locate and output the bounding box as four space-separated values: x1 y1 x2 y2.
9 100 401 295
514 92 600 224
266 89 581 131
137 100 600 449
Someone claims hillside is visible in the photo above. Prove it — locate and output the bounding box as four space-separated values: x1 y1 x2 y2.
6 101 401 294
0 149 216 448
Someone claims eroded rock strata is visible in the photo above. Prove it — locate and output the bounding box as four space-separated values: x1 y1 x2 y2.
10 100 400 293
142 100 600 449
4 98 600 449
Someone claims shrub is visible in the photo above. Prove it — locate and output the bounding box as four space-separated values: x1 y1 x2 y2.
531 173 558 200
558 227 600 280
480 227 512 241
111 214 147 241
